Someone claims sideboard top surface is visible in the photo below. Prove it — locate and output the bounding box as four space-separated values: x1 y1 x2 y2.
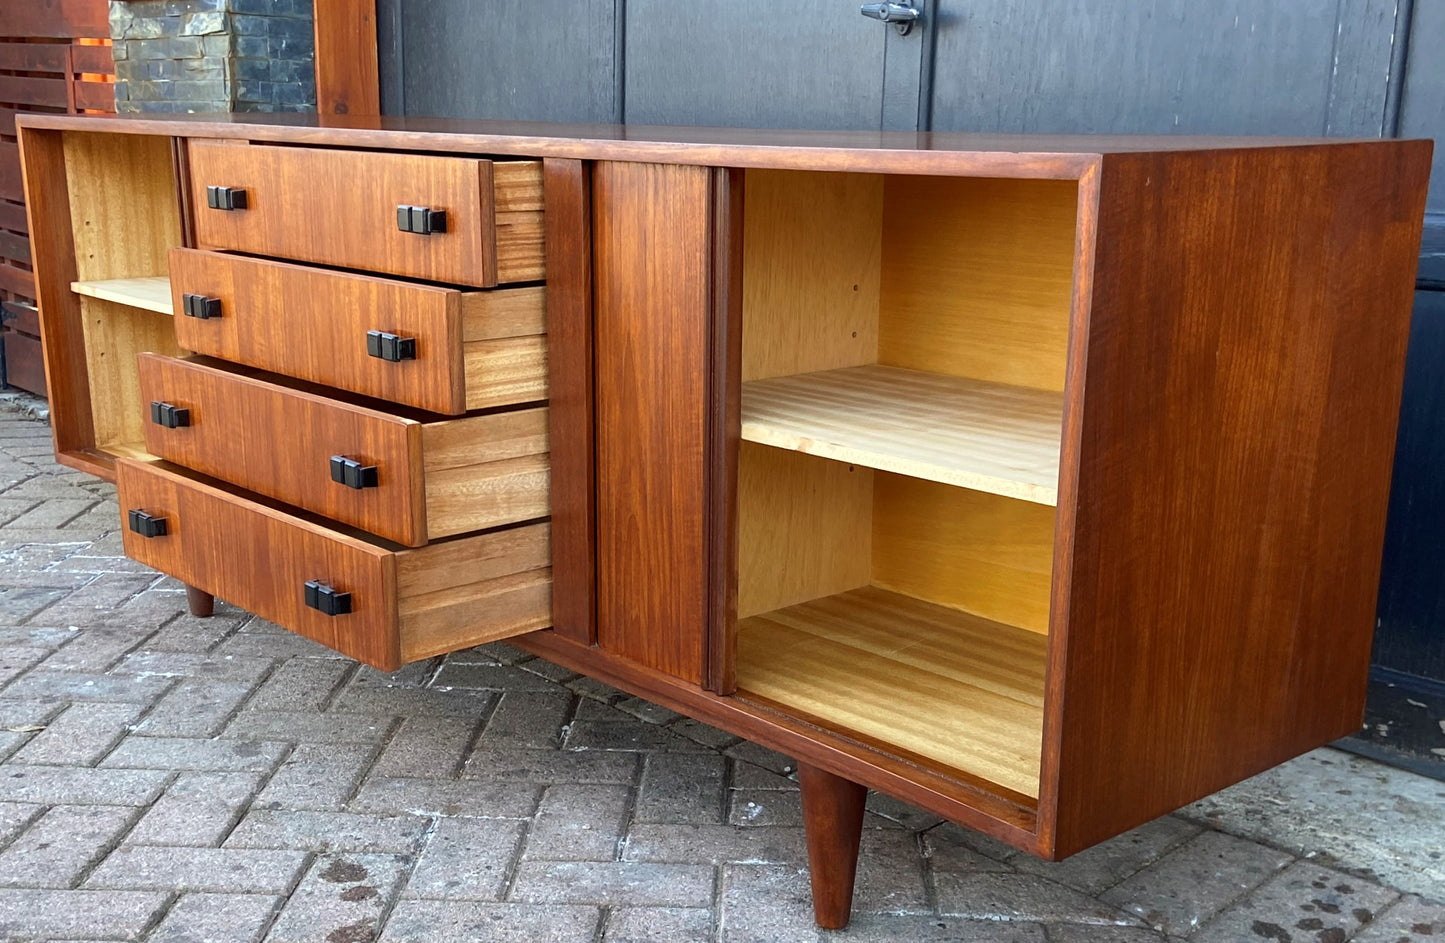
16 112 1417 179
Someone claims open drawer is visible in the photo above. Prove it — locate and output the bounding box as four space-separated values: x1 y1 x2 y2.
187 140 544 287
117 458 552 670
168 248 547 415
137 353 549 547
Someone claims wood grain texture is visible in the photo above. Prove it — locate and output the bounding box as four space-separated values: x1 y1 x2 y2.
461 336 549 411
80 298 182 455
879 176 1078 391
519 626 1040 844
738 443 872 620
71 276 172 314
738 586 1046 800
396 522 552 661
18 126 94 460
188 141 543 287
798 763 867 931
117 457 403 670
118 459 552 670
706 168 743 694
25 111 1380 174
63 132 180 282
594 161 712 683
138 353 426 545
1046 141 1434 857
313 0 379 117
873 474 1056 636
542 158 596 646
493 160 547 282
137 354 549 547
741 169 881 382
31 130 183 468
0 1 111 39
168 248 546 415
421 410 550 540
741 365 1063 504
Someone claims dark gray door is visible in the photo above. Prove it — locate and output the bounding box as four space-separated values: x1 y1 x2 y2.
377 0 619 122
927 1 1403 136
378 0 929 130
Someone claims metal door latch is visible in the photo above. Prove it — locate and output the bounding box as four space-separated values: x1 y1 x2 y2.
127 508 168 538
304 580 352 616
182 293 222 320
206 186 247 211
860 2 921 34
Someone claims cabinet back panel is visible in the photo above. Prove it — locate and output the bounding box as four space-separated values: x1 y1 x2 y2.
879 176 1077 392
80 297 182 456
63 132 181 282
737 443 872 619
873 474 1054 635
741 170 882 382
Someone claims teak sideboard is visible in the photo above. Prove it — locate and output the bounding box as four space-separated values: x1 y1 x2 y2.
17 113 1432 929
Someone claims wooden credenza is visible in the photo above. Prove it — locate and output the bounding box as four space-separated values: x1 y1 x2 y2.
18 114 1432 929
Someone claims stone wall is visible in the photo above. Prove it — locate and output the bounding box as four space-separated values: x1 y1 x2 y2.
109 0 316 114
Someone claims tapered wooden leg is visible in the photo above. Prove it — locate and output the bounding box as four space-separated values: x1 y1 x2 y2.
798 761 868 930
185 584 214 618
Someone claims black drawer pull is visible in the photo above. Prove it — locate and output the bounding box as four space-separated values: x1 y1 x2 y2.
182 293 222 320
330 455 379 490
127 509 168 539
304 580 352 616
149 401 190 429
206 185 247 211
396 204 447 234
366 330 416 362
205 185 247 211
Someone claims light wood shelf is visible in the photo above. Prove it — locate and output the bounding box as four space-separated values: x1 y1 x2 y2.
740 364 1063 505
71 276 174 316
737 585 1046 799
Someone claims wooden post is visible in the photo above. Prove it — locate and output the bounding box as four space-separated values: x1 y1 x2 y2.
313 0 379 117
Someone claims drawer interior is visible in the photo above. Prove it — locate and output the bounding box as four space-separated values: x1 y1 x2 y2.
733 169 1080 803
61 131 186 462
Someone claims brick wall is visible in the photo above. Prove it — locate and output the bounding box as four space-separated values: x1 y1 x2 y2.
109 0 315 114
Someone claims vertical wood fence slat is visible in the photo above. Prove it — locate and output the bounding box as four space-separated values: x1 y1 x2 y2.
0 1 115 394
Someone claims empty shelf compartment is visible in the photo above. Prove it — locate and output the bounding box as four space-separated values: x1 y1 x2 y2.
737 585 1046 799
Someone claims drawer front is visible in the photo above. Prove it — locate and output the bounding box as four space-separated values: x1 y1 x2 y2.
187 140 544 286
139 353 551 547
169 248 547 415
139 353 428 546
117 458 403 669
118 459 555 670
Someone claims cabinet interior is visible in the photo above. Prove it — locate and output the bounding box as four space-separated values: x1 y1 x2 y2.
735 169 1078 802
62 131 184 460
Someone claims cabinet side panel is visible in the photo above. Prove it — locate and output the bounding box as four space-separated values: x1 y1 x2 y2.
1052 142 1433 857
594 161 712 684
18 127 93 459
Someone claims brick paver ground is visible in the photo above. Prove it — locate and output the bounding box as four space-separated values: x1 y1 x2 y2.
0 400 1439 942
